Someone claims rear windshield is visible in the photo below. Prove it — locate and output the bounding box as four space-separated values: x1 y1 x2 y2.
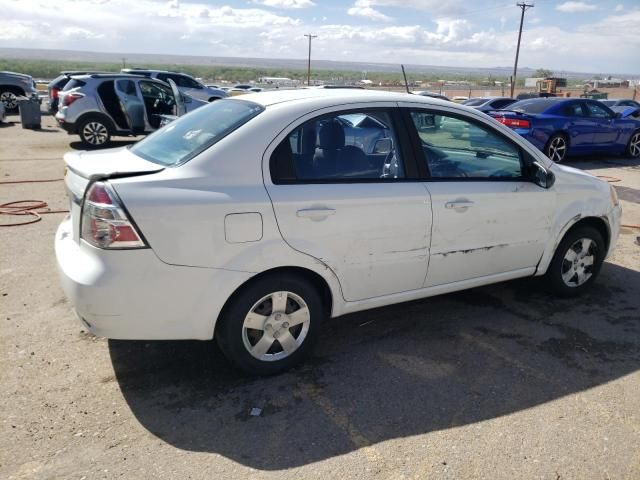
130 99 264 166
504 98 559 114
599 100 615 107
62 79 86 91
463 99 488 106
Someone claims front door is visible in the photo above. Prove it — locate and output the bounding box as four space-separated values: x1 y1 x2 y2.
114 79 145 133
584 101 619 146
265 106 432 302
403 105 556 287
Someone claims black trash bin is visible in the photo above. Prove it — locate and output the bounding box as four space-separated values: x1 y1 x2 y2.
18 95 41 130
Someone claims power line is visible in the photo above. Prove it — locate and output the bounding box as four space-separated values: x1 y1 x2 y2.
304 33 318 87
511 2 534 98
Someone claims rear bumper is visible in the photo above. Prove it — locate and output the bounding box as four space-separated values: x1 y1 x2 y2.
55 217 253 340
56 117 76 134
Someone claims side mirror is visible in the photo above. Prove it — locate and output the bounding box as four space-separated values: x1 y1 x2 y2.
182 94 192 104
373 138 393 154
532 161 555 189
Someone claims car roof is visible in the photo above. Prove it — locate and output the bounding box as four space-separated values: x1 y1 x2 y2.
232 88 455 108
123 69 187 75
69 73 155 81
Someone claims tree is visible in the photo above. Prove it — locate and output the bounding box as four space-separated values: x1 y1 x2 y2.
535 68 553 78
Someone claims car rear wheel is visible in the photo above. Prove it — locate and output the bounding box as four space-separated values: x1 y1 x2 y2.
0 89 21 114
216 273 323 375
78 116 112 148
544 226 605 297
627 131 640 158
545 134 568 163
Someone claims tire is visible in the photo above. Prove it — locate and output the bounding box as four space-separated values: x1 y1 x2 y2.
216 273 324 375
545 133 568 163
78 116 112 148
627 130 640 158
544 225 605 297
207 97 220 102
0 87 23 114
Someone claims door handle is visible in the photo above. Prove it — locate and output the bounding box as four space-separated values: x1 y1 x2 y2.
445 200 474 212
296 208 336 219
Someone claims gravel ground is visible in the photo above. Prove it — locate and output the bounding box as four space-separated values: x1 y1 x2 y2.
1 112 639 480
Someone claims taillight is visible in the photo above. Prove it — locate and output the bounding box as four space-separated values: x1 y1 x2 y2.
494 116 531 129
81 182 147 249
62 92 83 107
51 87 59 99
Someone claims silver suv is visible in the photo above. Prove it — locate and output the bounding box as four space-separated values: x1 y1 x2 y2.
55 73 206 147
121 69 228 102
0 71 40 113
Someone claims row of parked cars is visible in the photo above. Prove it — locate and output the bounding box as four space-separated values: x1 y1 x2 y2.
413 91 640 162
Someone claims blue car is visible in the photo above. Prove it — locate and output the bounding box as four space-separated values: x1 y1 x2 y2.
489 98 640 162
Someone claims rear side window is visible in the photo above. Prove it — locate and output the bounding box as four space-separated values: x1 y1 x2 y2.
62 79 86 91
270 110 405 183
492 99 516 109
130 99 263 166
563 103 586 117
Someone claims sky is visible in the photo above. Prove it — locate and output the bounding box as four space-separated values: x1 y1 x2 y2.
2 0 639 75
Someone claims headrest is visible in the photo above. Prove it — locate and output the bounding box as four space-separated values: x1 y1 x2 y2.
317 120 345 150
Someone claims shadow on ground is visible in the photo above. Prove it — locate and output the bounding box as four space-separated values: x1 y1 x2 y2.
110 262 640 470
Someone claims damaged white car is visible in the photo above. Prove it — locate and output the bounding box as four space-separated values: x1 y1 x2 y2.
56 89 622 375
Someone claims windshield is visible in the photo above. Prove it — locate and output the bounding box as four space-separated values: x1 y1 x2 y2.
599 100 615 106
130 99 264 166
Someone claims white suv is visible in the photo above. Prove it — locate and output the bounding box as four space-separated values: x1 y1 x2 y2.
55 89 622 375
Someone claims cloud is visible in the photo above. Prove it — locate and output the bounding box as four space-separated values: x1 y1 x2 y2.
347 0 392 21
0 0 638 74
614 4 624 12
556 2 597 13
253 0 315 8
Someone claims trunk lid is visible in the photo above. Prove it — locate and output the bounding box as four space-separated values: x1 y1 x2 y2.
63 147 164 242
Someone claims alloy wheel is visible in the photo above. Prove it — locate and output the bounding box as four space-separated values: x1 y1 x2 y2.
561 238 596 287
241 291 311 362
547 136 567 163
629 132 640 158
0 91 18 110
82 122 109 146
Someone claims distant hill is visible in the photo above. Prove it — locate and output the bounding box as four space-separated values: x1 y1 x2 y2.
1 47 634 80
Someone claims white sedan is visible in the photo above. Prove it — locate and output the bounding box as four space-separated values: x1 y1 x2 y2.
56 89 621 375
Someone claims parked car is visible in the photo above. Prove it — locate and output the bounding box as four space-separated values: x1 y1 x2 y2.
451 96 469 103
462 97 516 112
47 71 112 114
414 91 450 101
233 84 254 90
55 73 206 147
490 97 640 162
55 89 621 375
0 71 40 113
121 69 228 102
599 99 640 109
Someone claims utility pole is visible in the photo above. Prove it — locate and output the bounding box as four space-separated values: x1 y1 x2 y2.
511 2 534 98
121 57 127 69
304 33 317 86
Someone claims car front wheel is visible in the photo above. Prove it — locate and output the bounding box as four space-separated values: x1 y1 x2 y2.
627 131 640 158
0 89 20 113
544 226 605 297
216 273 323 375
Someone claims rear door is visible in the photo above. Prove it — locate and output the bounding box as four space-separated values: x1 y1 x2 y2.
265 104 432 302
559 101 594 151
401 103 555 287
114 79 145 133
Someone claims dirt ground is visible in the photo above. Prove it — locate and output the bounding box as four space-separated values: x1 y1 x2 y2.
1 111 639 480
